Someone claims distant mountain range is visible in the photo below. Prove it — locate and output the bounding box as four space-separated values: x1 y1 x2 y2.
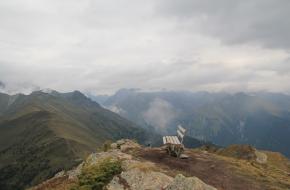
93 89 290 158
0 90 162 190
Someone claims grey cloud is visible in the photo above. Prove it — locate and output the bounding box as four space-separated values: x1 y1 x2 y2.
0 0 289 94
255 57 290 75
107 105 127 115
157 0 290 50
143 98 177 133
0 81 5 89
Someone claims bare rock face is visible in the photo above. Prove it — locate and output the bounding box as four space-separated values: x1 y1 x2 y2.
111 143 118 149
115 139 141 152
165 174 217 190
67 162 83 180
106 168 173 190
255 150 268 164
86 149 133 166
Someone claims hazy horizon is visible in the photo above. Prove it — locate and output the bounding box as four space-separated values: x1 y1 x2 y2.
1 86 290 97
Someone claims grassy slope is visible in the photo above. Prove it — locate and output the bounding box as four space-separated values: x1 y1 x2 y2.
199 144 290 189
215 151 290 190
0 111 82 189
0 91 156 190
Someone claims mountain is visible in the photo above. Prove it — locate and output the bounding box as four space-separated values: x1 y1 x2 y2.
0 90 162 190
86 93 110 105
31 139 290 190
0 81 5 90
98 89 290 157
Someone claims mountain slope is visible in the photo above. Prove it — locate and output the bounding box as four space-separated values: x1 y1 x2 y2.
100 89 290 157
0 90 159 190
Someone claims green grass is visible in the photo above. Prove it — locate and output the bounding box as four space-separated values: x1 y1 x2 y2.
71 158 122 190
0 91 152 190
214 150 290 190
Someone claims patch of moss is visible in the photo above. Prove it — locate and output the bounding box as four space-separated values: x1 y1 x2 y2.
71 158 122 190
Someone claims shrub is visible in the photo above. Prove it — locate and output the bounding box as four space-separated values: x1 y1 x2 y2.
102 141 112 152
71 158 122 190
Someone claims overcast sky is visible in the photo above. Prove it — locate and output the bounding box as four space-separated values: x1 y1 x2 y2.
0 0 290 94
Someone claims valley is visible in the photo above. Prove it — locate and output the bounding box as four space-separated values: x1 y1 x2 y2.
96 89 290 158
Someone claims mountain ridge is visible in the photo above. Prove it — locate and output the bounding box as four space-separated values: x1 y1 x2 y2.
94 89 290 158
0 90 164 189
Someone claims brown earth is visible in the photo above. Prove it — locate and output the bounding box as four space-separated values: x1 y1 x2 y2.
134 147 288 190
30 176 76 190
30 141 290 190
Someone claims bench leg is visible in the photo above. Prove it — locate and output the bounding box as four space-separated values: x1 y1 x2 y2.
166 145 184 158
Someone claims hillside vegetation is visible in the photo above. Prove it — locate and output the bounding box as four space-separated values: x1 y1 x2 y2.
0 91 159 190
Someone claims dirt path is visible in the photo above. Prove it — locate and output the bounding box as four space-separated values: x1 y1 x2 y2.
135 148 264 190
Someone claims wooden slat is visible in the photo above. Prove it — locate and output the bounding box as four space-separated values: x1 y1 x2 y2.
166 136 171 143
178 125 186 134
177 130 184 139
170 136 175 144
163 136 166 144
164 135 184 144
166 136 170 143
173 136 181 144
165 136 169 144
171 136 176 144
164 135 182 145
169 136 174 144
174 136 179 144
176 136 181 144
171 136 177 144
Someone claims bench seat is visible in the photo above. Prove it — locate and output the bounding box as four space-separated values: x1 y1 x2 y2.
163 136 181 145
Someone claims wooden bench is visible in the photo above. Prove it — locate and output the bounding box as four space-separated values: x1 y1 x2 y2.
163 125 186 157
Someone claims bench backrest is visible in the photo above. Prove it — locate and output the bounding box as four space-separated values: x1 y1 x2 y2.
177 125 186 144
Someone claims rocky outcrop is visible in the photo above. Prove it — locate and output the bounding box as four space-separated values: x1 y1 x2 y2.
255 150 268 164
107 169 217 190
105 139 216 190
114 139 141 152
30 139 217 190
107 168 173 190
165 174 217 190
86 149 133 166
28 139 290 190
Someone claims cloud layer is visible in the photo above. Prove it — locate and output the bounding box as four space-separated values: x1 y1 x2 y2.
143 98 177 133
0 0 290 94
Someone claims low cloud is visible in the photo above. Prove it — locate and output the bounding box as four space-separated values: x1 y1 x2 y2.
143 98 177 133
107 105 127 116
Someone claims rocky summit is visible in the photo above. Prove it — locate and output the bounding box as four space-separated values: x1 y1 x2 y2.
31 139 290 190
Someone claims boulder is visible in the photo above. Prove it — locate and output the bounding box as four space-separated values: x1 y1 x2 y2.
86 149 132 166
106 168 173 190
116 139 141 152
111 143 118 149
67 163 83 180
54 170 65 178
165 174 217 190
255 150 267 164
